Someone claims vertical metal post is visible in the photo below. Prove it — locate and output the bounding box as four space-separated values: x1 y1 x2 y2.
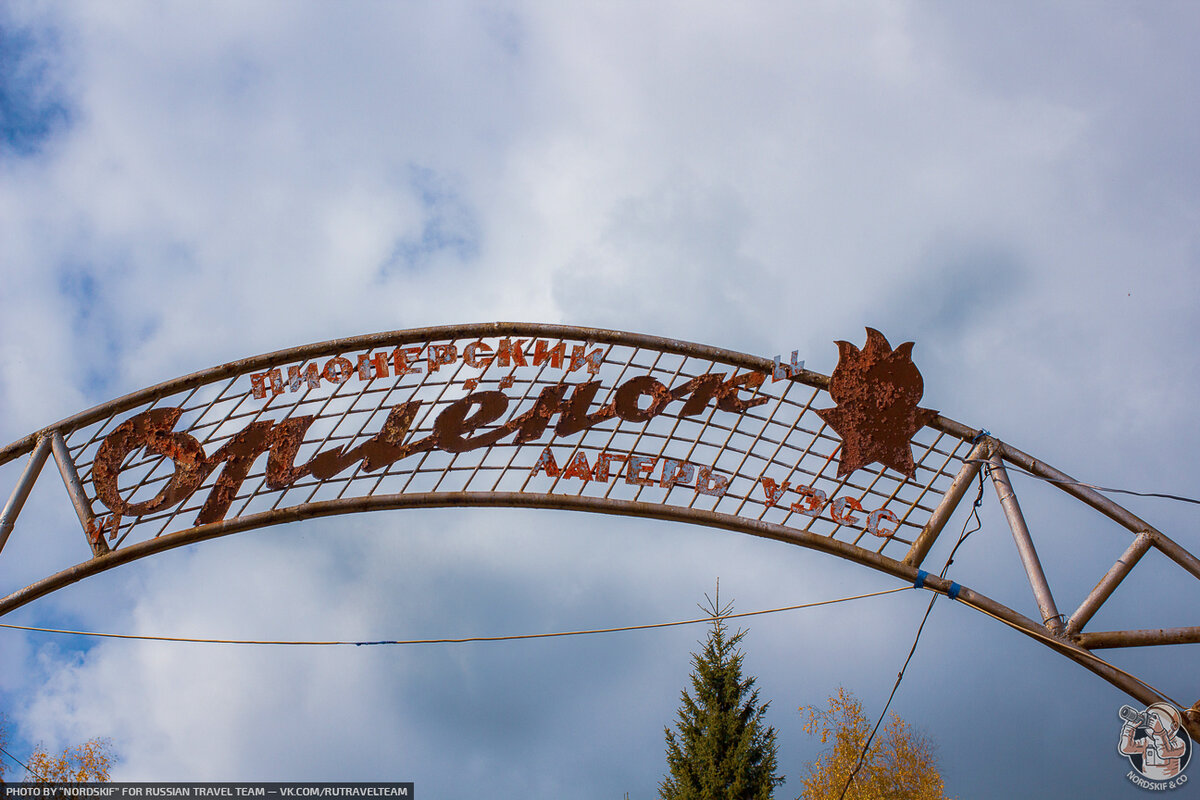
0 435 53 555
989 451 1063 635
50 430 109 557
1065 532 1152 637
904 439 987 567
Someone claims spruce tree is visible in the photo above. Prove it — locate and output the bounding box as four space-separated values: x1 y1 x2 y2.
659 589 783 800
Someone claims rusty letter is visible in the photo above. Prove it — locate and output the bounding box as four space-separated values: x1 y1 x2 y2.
93 408 209 517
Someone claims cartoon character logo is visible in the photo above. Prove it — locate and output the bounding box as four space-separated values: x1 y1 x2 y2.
1119 703 1192 788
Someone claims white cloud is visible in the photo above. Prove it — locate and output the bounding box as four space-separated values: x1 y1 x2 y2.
2 2 1198 797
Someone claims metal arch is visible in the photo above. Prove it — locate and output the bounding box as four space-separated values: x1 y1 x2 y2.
0 322 1197 737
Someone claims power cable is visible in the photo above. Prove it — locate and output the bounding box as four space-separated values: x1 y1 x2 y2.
837 471 986 800
835 465 1187 800
965 458 1200 507
0 587 909 647
0 743 47 782
955 596 1187 712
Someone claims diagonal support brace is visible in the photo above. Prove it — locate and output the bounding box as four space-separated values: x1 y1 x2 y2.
904 439 988 568
0 435 53 555
989 451 1064 635
1066 532 1152 637
50 430 109 557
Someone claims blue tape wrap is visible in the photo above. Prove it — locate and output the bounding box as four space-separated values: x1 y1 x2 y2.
948 582 962 600
914 570 928 589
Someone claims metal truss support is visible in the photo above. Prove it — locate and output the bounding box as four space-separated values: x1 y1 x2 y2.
904 439 987 568
1076 626 1200 649
0 435 51 555
1066 532 1152 637
0 322 1195 740
996 440 1200 578
50 430 108 557
989 451 1064 636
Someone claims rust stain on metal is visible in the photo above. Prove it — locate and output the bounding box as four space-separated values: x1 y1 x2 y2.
85 369 778 529
92 408 210 517
3 321 1197 735
613 375 674 422
84 514 115 557
816 328 937 478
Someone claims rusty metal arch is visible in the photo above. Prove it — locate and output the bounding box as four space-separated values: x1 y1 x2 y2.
1 322 1197 737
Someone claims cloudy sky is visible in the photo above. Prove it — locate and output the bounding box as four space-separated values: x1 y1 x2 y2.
2 1 1199 797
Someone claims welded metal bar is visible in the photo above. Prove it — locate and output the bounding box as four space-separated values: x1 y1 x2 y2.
950 586 1199 742
564 345 644 500
977 443 1200 583
997 441 1151 534
50 430 107 557
401 342 474 496
0 322 982 471
0 488 1188 741
904 439 987 567
1075 627 1200 649
3 321 1194 737
683 362 743 510
709 369 783 515
845 431 955 549
51 430 92 526
874 442 967 553
607 350 674 504
848 462 901 547
631 353 699 505
0 492 959 619
460 342 558 494
800 445 852 534
1151 533 1200 582
732 378 798 490
1065 532 1153 636
885 433 962 548
989 451 1063 634
0 435 52 555
760 416 831 526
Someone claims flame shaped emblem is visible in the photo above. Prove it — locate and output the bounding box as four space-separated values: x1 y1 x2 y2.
816 328 938 478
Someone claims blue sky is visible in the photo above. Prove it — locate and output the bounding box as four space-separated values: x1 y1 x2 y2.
0 17 69 158
1 1 1199 797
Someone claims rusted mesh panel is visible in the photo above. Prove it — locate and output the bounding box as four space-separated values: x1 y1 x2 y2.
63 334 967 559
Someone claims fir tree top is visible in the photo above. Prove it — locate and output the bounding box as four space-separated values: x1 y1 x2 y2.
659 586 784 800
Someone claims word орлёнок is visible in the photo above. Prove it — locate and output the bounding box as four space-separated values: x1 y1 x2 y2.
87 340 898 539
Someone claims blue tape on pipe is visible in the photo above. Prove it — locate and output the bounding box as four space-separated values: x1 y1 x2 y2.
948 582 962 600
914 570 928 589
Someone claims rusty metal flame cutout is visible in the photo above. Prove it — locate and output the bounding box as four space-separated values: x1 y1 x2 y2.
0 322 1197 739
816 328 938 479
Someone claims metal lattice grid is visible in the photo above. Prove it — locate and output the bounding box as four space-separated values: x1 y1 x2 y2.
58 334 966 564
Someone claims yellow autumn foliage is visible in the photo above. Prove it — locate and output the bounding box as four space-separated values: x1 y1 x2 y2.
798 688 951 800
25 737 114 783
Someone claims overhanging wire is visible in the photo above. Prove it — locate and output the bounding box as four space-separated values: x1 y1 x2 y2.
964 458 1200 507
0 743 47 782
0 587 909 647
837 470 986 800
